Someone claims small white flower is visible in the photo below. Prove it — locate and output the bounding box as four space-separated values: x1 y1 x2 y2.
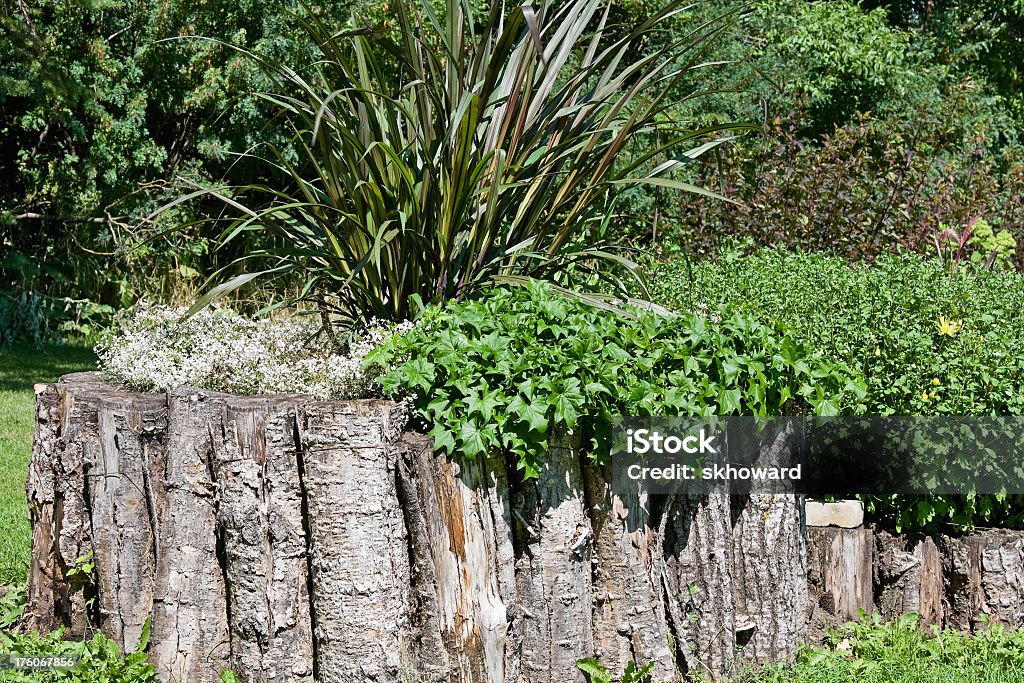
96 302 414 399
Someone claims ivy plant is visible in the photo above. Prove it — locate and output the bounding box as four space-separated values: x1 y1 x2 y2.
368 282 865 477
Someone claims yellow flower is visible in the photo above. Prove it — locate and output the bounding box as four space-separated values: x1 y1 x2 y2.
936 316 962 337
921 391 930 402
874 347 881 357
932 378 941 386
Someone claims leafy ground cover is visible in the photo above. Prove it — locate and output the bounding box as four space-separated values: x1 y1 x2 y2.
740 615 1024 683
652 249 1024 416
0 344 94 585
0 627 155 682
369 281 865 477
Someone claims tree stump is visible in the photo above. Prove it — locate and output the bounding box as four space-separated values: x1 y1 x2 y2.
152 388 231 681
583 466 676 682
27 374 811 683
875 532 944 627
942 530 1024 631
806 527 873 623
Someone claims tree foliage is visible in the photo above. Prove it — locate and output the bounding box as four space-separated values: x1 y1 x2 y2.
2 0 1024 338
0 0 373 309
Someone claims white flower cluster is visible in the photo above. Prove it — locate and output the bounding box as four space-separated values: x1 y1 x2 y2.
95 303 413 399
693 301 723 324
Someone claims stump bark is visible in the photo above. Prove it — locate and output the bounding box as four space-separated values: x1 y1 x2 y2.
875 531 944 627
941 530 1024 631
27 374 811 683
806 527 873 623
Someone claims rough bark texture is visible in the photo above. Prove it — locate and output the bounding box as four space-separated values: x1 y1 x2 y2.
661 493 735 679
24 382 65 634
513 433 594 683
25 376 410 683
216 396 316 682
298 400 410 683
396 435 515 683
89 391 166 650
730 423 807 667
26 373 110 637
30 375 1024 683
731 493 808 665
393 435 454 683
802 527 1024 637
942 530 1024 631
152 388 231 683
26 379 810 682
806 527 873 623
584 466 676 683
876 532 944 627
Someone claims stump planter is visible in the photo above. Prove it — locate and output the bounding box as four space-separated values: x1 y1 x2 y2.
26 374 813 682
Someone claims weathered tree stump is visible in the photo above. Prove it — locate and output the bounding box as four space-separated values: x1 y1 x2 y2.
875 531 945 627
806 527 873 623
27 374 811 682
803 525 1024 636
662 492 737 677
152 388 231 681
583 466 676 682
941 530 1024 631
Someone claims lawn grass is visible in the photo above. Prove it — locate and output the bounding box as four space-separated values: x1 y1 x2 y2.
0 343 95 586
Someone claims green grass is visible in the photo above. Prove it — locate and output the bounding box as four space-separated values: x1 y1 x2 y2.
0 344 95 586
736 615 1024 683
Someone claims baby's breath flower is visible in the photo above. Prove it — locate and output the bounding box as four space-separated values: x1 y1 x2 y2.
96 302 412 399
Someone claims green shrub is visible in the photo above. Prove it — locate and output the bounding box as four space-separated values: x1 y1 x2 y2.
756 0 917 128
368 281 864 477
651 248 1024 529
878 0 1024 130
654 249 1024 416
625 0 980 132
1 0 353 311
669 103 1024 264
608 0 1024 256
0 292 115 348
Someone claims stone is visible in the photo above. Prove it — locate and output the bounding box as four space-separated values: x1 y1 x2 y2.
805 500 864 528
